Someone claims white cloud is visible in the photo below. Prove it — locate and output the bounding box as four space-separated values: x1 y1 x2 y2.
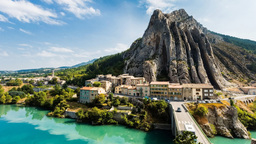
140 0 176 15
18 44 33 48
104 43 128 53
54 0 101 19
0 27 4 31
37 50 56 57
42 0 54 4
19 28 32 35
0 0 64 25
49 47 74 53
0 50 8 56
60 12 65 16
7 26 14 30
0 14 8 22
18 48 25 51
72 50 101 58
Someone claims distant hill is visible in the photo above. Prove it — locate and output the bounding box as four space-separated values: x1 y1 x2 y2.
211 32 256 54
70 59 97 68
56 53 124 86
0 59 97 76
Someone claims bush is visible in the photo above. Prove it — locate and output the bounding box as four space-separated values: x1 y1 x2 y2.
93 82 101 87
6 79 23 86
210 123 217 135
12 96 20 104
174 131 198 144
194 105 208 117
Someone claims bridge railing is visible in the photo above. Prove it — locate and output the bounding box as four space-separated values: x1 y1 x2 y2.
173 109 182 135
183 103 212 144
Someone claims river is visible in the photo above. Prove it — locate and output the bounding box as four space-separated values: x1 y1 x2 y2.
1 105 255 144
0 105 174 144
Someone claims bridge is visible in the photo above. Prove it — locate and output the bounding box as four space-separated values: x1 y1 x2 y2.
222 95 256 105
169 102 211 144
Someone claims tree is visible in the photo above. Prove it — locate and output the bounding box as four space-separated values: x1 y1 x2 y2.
21 84 34 94
6 79 23 86
230 99 234 106
87 84 92 87
93 82 101 87
49 78 58 85
92 94 106 105
62 83 68 89
174 131 198 144
109 93 114 101
113 98 120 107
195 105 208 117
29 80 35 85
120 97 128 105
0 95 6 104
5 94 12 103
76 109 85 119
37 81 43 86
0 85 4 96
12 96 20 104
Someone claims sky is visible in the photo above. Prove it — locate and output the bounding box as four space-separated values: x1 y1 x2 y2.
0 0 256 71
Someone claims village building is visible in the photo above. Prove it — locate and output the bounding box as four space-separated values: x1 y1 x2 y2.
100 80 112 92
136 84 150 97
150 81 169 100
182 84 214 100
80 87 106 103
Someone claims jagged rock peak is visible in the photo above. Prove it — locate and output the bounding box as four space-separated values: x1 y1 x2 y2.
149 9 207 34
123 9 232 90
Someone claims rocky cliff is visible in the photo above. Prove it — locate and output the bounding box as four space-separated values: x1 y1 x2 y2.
201 106 250 139
123 9 256 89
186 103 250 139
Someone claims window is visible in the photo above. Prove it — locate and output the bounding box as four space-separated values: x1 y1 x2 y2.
196 89 200 91
204 89 208 92
205 94 208 96
209 89 213 92
210 94 213 96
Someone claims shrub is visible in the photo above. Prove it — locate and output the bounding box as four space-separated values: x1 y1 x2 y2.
195 105 208 117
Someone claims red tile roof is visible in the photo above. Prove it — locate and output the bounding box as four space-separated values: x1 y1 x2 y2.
81 87 93 90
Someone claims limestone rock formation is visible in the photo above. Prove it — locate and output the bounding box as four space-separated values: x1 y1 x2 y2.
123 9 232 89
203 106 250 139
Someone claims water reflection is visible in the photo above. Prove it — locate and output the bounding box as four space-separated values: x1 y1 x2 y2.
0 105 173 144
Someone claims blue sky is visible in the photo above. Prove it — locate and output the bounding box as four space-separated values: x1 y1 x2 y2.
0 0 256 71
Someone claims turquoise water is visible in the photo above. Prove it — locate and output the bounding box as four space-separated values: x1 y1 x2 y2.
209 130 256 144
0 105 174 144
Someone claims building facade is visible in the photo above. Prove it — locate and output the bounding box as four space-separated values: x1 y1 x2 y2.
136 84 150 97
101 80 112 92
150 82 169 99
80 87 106 103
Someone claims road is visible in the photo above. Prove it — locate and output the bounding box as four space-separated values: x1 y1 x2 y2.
170 102 211 144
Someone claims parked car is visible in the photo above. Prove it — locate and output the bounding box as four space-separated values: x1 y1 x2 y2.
176 107 182 112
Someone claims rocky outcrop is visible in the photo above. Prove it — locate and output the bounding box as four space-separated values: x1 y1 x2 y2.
123 9 232 89
202 106 250 139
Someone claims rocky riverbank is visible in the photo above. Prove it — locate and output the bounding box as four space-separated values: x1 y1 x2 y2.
186 102 250 139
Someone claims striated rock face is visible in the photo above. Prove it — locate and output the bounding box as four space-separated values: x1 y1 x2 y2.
203 106 250 139
123 9 231 89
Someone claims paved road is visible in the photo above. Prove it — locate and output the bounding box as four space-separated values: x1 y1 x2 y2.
170 102 211 144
